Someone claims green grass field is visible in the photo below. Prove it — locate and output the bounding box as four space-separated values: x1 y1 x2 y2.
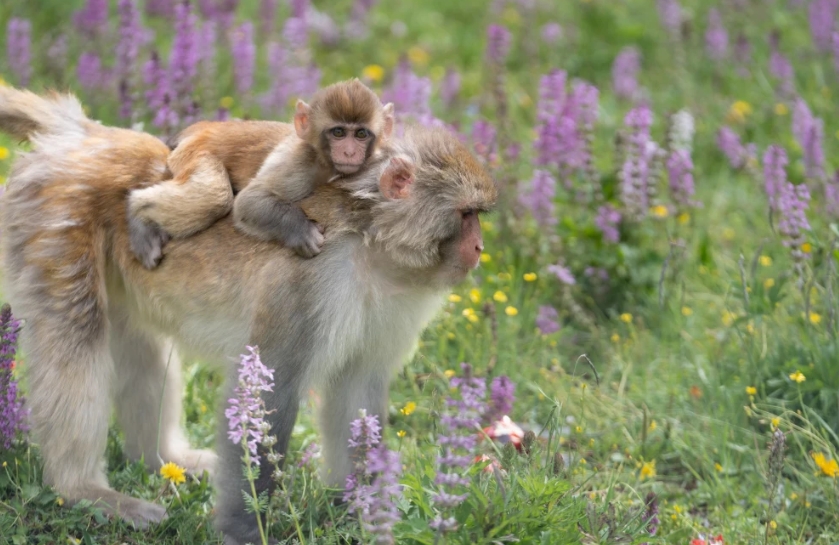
1 0 839 543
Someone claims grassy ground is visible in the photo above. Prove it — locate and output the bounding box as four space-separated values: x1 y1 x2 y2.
1 0 839 543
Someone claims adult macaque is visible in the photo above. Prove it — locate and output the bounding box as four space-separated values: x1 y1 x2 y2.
127 79 395 267
0 86 496 543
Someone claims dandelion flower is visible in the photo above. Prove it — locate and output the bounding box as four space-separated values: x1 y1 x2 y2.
505 306 518 316
396 430 406 438
448 294 462 303
801 242 812 253
789 370 806 383
746 386 757 396
400 401 417 416
812 452 839 477
759 255 772 266
362 64 385 82
480 253 491 263
493 291 508 303
523 272 537 282
0 147 8 160
640 460 656 479
160 462 186 484
764 278 775 289
681 306 693 316
620 313 632 323
715 462 723 472
809 312 822 325
651 204 669 218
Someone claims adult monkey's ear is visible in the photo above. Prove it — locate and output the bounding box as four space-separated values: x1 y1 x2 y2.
379 156 414 200
381 103 395 141
293 100 311 139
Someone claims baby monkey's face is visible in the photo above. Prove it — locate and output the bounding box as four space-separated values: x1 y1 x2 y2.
326 124 374 174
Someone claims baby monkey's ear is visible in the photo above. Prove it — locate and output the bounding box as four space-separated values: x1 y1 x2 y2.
381 103 395 141
293 100 311 139
379 156 414 200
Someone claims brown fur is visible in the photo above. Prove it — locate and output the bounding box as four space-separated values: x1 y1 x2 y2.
129 79 394 265
0 87 495 542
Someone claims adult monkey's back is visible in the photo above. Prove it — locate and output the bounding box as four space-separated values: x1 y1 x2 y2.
0 86 497 543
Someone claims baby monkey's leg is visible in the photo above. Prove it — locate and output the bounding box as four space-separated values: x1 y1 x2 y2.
127 152 233 269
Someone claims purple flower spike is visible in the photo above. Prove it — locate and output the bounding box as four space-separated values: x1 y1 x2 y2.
657 0 682 37
619 104 659 220
6 18 32 87
666 149 698 210
548 264 576 285
705 8 728 61
595 204 621 243
809 0 839 52
486 24 512 63
73 0 109 37
519 169 557 227
536 306 560 335
612 47 640 100
0 305 27 449
230 22 256 95
763 145 788 213
225 346 275 462
486 376 515 423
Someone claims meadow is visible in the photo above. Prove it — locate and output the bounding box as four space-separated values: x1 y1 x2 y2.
1 0 839 543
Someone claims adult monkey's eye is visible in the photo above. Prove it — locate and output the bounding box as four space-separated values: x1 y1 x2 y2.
331 127 346 138
461 208 476 219
355 128 370 139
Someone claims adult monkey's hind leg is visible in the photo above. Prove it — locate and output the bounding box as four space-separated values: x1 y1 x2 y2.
110 306 217 478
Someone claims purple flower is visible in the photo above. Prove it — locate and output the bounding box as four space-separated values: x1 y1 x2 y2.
297 442 320 468
792 98 825 181
641 492 659 543
486 24 512 64
0 305 27 449
471 120 497 165
73 0 109 37
536 306 560 335
230 22 256 95
657 0 682 37
146 0 175 17
777 181 811 251
717 126 747 169
596 205 621 243
705 8 728 61
345 0 376 39
77 52 111 91
619 104 659 219
283 17 309 50
612 47 640 100
666 149 697 209
6 18 32 87
440 68 461 108
169 1 200 113
769 33 795 97
519 169 557 227
291 0 311 19
382 60 436 125
225 346 275 463
143 51 178 131
343 412 403 545
763 144 788 213
260 42 322 116
432 363 487 533
486 376 515 424
116 0 146 119
809 0 839 51
541 22 562 44
548 264 576 285
259 0 279 37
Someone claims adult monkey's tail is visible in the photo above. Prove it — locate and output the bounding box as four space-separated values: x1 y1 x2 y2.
0 85 90 141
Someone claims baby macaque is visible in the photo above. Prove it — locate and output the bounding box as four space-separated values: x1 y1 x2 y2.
127 79 395 267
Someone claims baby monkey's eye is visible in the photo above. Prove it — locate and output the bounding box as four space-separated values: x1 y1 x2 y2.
355 128 370 139
330 127 346 138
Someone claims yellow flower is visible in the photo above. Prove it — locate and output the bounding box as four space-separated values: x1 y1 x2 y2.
579 458 586 465
764 278 775 289
681 306 693 316
789 370 806 383
362 64 385 83
801 242 812 254
523 272 537 282
727 100 753 123
722 227 735 241
650 204 669 218
493 291 508 303
0 76 6 86
400 401 417 416
640 460 656 479
480 253 491 263
722 311 736 327
462 308 475 317
160 462 186 484
619 313 632 323
746 386 757 396
648 420 657 432
0 147 9 160
469 289 482 304
444 369 455 378
774 103 788 116
809 312 822 325
497 272 512 281
759 255 772 266
407 46 429 66
574 425 583 433
677 212 690 224
771 417 780 429
715 462 723 472
673 504 683 514
56 497 64 506
505 306 518 316
769 520 778 530
396 430 406 438
219 96 234 109
448 294 462 303
812 452 839 477
611 333 620 343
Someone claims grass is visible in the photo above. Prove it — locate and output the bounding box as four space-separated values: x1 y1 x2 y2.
2 0 839 543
